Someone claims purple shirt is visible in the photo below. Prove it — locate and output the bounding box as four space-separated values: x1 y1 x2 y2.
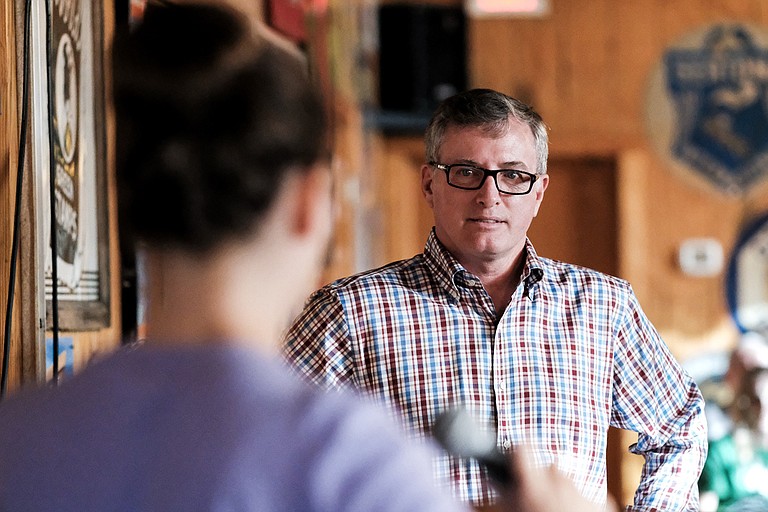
0 343 467 512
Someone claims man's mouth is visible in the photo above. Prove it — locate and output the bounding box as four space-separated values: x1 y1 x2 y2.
468 217 505 224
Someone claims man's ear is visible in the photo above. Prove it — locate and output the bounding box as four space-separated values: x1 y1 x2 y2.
421 164 435 208
532 173 549 217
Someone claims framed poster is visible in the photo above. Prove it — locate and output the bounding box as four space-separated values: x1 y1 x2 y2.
31 0 110 331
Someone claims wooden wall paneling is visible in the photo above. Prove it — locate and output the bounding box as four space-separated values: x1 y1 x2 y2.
528 156 618 275
376 135 433 266
18 0 45 383
19 155 43 384
322 99 365 285
553 1 613 137
616 150 653 301
622 148 745 360
470 0 768 150
315 0 369 285
1 0 22 392
469 18 558 112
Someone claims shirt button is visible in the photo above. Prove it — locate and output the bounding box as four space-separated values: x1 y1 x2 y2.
502 439 512 449
497 380 506 391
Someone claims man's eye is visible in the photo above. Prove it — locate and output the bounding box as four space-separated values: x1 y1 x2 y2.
501 170 521 180
457 167 479 177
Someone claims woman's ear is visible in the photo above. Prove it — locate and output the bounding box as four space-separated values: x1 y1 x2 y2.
291 163 333 237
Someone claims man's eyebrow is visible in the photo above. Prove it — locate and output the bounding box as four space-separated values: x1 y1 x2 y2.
453 159 529 169
501 161 528 169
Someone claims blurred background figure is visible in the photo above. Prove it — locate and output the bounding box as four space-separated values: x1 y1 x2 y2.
699 332 768 512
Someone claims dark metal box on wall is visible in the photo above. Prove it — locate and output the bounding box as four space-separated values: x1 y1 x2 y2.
376 3 467 133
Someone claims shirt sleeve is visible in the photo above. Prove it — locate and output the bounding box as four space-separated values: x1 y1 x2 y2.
282 287 356 389
610 286 708 512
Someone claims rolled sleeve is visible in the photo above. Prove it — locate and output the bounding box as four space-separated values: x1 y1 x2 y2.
611 289 708 511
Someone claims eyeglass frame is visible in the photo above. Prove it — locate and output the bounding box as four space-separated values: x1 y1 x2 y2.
428 161 540 196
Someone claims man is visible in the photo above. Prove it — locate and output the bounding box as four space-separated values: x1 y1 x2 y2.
0 4 604 512
284 89 708 510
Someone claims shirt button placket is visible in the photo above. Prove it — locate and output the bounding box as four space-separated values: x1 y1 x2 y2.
494 325 510 455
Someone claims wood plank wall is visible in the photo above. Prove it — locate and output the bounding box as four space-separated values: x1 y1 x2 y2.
0 1 121 393
1 0 22 391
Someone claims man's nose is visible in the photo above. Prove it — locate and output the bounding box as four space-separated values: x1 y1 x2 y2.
476 174 501 204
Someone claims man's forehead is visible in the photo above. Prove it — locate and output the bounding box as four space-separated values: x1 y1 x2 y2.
441 120 534 148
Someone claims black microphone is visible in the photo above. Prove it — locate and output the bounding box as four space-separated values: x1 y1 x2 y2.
523 268 543 298
432 408 516 489
524 268 543 288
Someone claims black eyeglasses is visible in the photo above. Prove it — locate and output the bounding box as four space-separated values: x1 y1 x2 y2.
429 162 539 195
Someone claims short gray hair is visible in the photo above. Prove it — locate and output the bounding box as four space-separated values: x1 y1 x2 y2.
424 89 549 175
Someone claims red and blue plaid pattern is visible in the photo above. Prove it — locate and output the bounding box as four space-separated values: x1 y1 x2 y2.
284 231 707 510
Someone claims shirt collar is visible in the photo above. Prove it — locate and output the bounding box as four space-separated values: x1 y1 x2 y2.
423 230 474 302
423 230 545 301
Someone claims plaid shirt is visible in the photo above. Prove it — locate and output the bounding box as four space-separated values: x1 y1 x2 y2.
284 231 707 510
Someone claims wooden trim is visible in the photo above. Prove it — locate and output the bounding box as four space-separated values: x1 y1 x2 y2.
0 0 21 392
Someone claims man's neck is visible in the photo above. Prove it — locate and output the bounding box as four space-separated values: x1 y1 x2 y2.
465 252 526 316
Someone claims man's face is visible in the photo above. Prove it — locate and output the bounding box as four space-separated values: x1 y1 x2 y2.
421 118 548 270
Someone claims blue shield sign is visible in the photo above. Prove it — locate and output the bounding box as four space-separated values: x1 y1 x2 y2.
664 25 768 193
